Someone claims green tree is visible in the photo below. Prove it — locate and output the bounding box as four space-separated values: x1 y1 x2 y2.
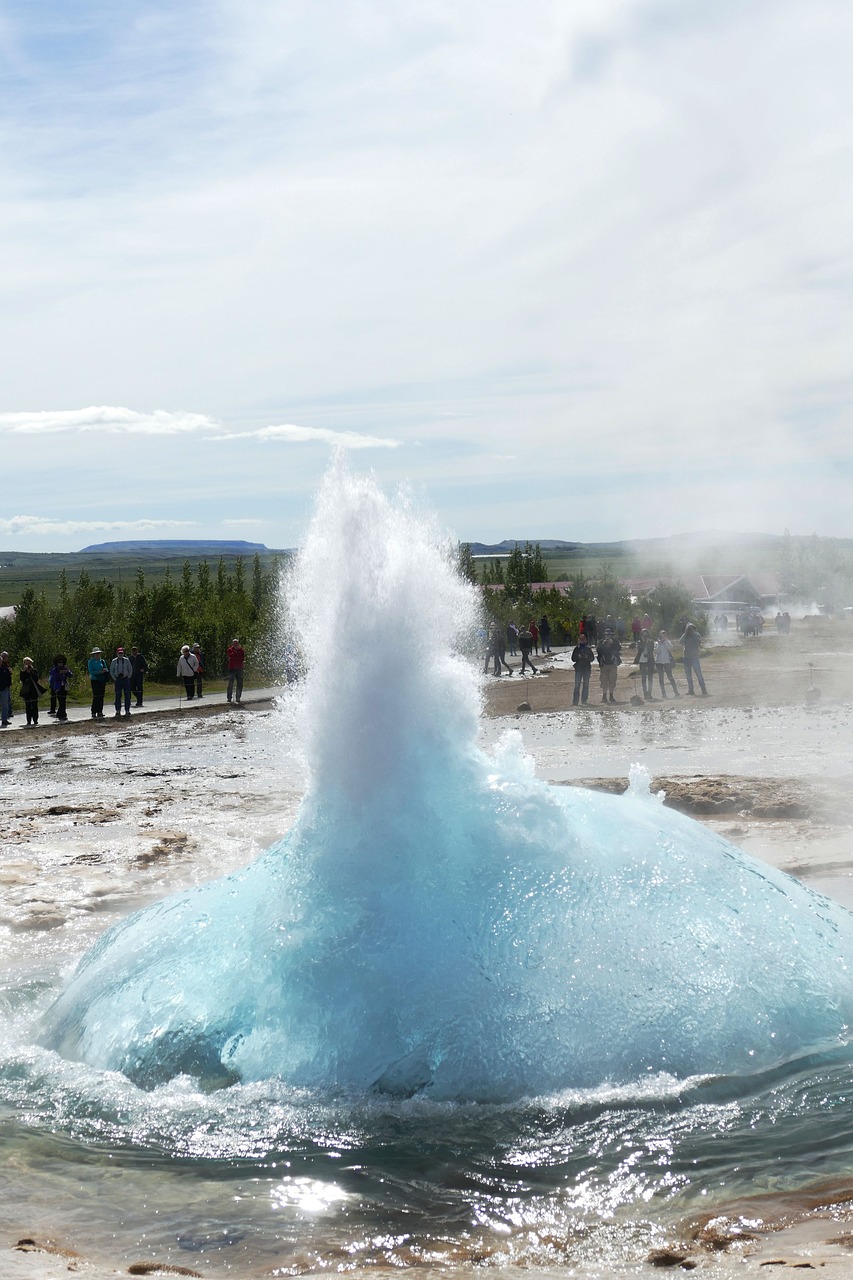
251 553 264 612
529 542 548 583
197 560 212 602
456 543 478 584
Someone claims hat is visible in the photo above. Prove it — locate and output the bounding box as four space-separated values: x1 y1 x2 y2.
231 637 239 644
116 647 124 654
90 647 102 655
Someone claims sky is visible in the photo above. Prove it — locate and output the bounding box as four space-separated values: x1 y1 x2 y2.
1 0 852 551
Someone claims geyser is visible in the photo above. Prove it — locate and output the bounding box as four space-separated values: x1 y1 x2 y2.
42 465 853 1099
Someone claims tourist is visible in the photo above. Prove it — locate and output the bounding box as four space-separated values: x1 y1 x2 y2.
87 647 110 719
506 621 518 657
517 626 537 675
177 644 200 700
631 616 642 648
130 646 148 707
654 630 680 697
596 627 621 704
484 624 510 676
48 654 73 722
227 638 245 704
48 654 63 716
20 657 43 726
110 646 134 718
570 636 594 705
538 615 552 654
680 623 708 696
634 628 656 700
586 613 598 645
0 651 13 727
529 619 540 655
191 642 205 698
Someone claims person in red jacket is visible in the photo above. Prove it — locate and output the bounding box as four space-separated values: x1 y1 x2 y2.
227 638 245 705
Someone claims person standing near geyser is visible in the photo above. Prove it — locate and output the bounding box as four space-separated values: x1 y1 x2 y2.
177 644 200 700
130 646 148 707
88 648 110 719
227 637 245 704
110 646 133 718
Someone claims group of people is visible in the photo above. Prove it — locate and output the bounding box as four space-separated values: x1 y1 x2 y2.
570 623 708 705
485 617 552 677
482 614 710 706
0 639 247 728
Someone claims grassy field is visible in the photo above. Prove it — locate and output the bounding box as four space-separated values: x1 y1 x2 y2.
0 548 285 606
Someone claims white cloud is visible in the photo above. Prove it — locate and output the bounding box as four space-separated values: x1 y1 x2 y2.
0 407 218 435
0 516 197 537
214 423 402 449
1 1 852 544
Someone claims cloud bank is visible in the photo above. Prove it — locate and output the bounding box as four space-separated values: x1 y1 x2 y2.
0 516 197 537
213 423 401 448
1 0 852 545
0 407 217 435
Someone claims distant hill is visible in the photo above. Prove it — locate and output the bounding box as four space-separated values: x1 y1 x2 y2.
470 539 589 556
79 539 269 554
469 534 787 558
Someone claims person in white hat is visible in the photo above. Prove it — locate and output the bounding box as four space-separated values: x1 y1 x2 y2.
176 644 200 700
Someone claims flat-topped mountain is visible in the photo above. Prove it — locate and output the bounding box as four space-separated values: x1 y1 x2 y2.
79 539 269 554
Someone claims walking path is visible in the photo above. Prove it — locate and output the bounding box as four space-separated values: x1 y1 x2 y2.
0 685 284 735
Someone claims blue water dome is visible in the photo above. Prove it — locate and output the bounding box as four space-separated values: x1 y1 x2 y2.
41 465 853 1100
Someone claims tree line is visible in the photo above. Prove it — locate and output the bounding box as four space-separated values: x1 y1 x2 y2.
457 542 697 642
0 554 283 682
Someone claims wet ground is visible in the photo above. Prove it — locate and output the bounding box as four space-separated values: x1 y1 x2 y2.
2 626 853 1279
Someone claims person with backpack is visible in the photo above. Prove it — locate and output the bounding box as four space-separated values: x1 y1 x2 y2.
177 645 200 700
48 654 73 722
130 646 148 707
87 647 110 719
517 626 537 675
679 623 709 696
570 636 594 705
596 628 622 704
19 657 44 726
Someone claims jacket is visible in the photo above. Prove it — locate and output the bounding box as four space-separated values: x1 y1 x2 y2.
177 653 199 678
110 656 133 680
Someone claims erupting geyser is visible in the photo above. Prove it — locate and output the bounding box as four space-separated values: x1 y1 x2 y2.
42 465 853 1100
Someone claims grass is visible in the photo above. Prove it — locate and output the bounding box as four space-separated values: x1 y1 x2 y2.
0 549 284 606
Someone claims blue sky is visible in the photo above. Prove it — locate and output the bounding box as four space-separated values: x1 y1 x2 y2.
1 0 852 550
